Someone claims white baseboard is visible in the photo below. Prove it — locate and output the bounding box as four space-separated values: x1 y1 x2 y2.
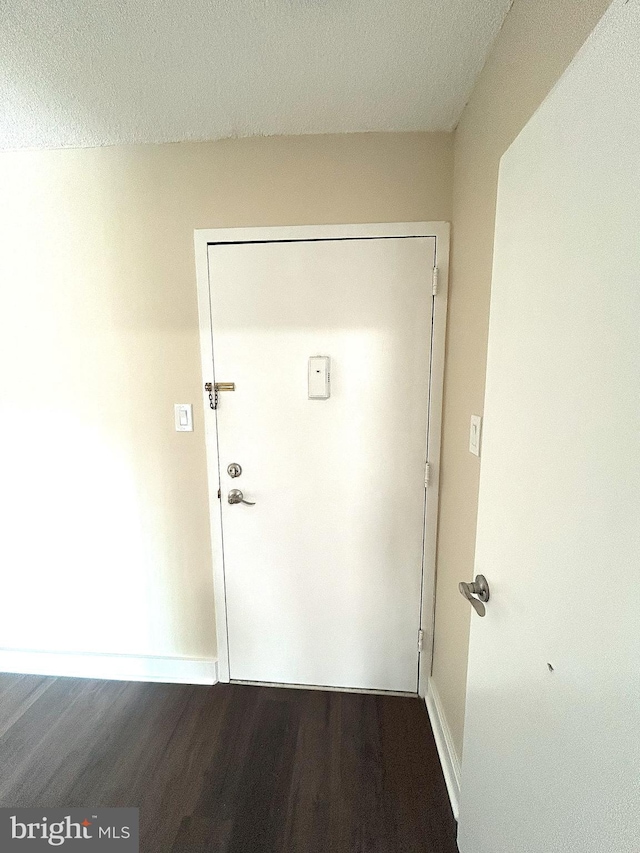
425 677 461 820
0 648 218 686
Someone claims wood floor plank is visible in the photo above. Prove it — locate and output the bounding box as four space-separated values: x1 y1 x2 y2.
0 673 53 739
0 675 458 853
0 677 124 801
280 689 331 853
170 683 268 852
378 696 458 852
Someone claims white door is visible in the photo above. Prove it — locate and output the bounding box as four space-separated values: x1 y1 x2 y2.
458 4 640 851
206 235 435 692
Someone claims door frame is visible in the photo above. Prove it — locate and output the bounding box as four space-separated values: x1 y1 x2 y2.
194 222 449 692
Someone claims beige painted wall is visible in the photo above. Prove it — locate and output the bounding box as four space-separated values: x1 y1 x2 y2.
431 0 613 760
0 132 452 665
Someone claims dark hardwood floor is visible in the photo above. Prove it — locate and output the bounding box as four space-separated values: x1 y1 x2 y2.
0 674 458 852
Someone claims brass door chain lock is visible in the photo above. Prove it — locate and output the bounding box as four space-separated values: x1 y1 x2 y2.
204 382 235 410
204 382 216 410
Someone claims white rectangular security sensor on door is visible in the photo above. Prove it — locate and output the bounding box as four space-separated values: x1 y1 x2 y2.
308 356 331 399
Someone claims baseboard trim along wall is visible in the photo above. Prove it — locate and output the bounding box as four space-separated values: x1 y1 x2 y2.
0 649 218 685
425 677 461 820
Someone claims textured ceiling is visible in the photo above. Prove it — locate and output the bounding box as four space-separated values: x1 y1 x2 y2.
1 0 513 150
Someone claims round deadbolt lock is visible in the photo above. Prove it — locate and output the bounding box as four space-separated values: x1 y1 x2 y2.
227 463 242 478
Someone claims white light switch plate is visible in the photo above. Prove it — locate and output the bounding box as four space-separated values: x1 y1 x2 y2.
175 404 193 432
469 414 482 457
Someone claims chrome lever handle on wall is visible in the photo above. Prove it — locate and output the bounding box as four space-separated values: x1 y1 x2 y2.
228 488 255 506
458 575 490 617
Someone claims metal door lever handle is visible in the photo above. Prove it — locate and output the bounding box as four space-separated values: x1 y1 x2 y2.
458 575 490 617
228 488 255 506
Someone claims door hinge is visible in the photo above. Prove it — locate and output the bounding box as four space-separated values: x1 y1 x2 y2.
424 461 431 487
432 266 439 296
417 629 425 653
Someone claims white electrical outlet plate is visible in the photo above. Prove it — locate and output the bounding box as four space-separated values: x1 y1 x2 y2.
469 414 482 457
175 404 193 432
